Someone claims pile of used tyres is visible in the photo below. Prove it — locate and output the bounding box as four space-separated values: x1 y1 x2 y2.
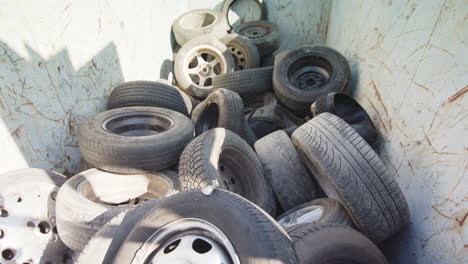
0 1 409 264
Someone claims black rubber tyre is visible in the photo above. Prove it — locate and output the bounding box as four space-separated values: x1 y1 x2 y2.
277 198 353 229
242 119 258 145
234 20 280 56
212 67 273 95
172 9 228 46
76 201 156 264
179 128 275 215
291 113 410 242
221 33 260 70
273 45 351 116
56 168 179 252
174 37 235 98
254 130 318 211
286 223 388 264
249 104 304 139
107 80 193 116
244 92 277 120
79 106 194 173
191 88 244 136
311 92 378 147
113 189 299 264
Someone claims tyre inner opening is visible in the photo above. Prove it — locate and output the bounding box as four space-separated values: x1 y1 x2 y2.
195 103 219 135
81 174 173 206
333 93 367 124
218 147 256 199
287 55 333 92
103 112 174 136
181 12 216 28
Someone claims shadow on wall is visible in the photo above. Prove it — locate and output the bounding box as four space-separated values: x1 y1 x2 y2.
0 41 124 176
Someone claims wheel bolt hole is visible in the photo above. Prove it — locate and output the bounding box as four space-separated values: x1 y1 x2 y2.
230 178 236 184
38 221 51 234
27 221 35 229
0 229 4 239
2 248 15 260
0 209 8 217
17 197 22 202
219 165 224 171
192 238 212 254
164 239 181 254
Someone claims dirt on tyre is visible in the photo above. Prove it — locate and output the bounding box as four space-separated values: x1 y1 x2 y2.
56 168 179 252
179 128 275 215
221 33 260 70
234 20 280 56
212 67 273 95
107 80 193 116
112 189 299 264
277 198 353 229
76 201 157 264
174 37 235 98
191 88 244 136
273 45 350 116
172 9 228 46
291 113 410 242
286 223 388 264
79 106 194 173
254 130 318 211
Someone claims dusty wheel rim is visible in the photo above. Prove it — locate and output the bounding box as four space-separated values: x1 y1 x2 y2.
277 205 324 228
286 55 333 92
101 111 175 136
227 44 247 70
238 23 272 39
130 218 239 264
184 45 227 89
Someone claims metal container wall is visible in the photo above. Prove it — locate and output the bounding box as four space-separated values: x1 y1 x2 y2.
0 0 465 263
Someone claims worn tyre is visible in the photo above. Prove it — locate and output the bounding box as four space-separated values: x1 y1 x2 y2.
179 128 275 215
291 113 410 242
234 20 280 56
249 104 304 139
311 92 378 147
287 223 388 264
222 0 267 30
254 130 318 211
79 106 193 173
172 9 228 46
107 80 193 116
113 189 299 264
56 168 178 252
213 67 273 95
191 88 244 136
273 45 351 116
221 33 260 70
174 37 235 98
76 201 156 264
277 198 353 229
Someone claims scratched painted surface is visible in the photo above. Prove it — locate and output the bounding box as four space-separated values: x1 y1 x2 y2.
0 0 327 175
326 0 467 263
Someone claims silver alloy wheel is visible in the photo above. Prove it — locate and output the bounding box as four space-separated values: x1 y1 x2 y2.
131 218 239 264
184 46 226 88
277 205 324 229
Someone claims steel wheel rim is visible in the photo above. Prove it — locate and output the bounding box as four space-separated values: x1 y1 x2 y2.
184 45 227 89
240 24 271 39
227 44 247 70
290 66 330 91
130 218 240 264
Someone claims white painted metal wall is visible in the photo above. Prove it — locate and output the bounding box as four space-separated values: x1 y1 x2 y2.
0 0 465 263
326 1 467 263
